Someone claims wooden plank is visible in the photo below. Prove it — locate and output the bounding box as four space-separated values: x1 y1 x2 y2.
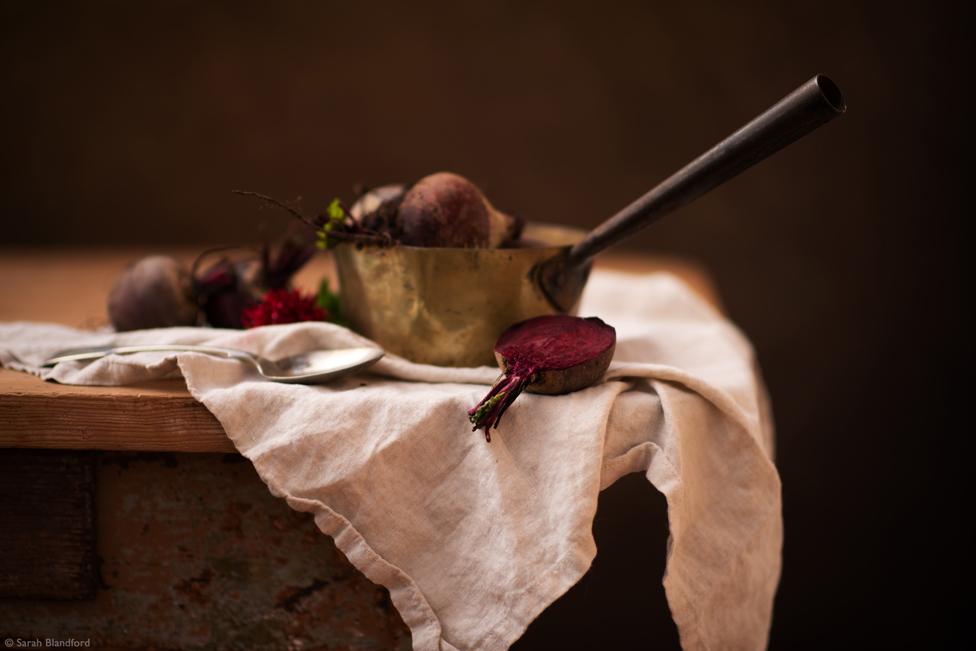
0 450 97 599
0 249 719 453
0 372 232 452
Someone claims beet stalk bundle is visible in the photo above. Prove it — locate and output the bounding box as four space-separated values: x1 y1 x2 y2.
191 227 318 329
468 315 616 441
107 227 319 332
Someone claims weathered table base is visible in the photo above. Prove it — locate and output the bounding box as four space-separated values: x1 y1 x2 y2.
0 450 411 650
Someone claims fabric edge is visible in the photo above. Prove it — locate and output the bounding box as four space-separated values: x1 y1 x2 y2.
178 358 450 651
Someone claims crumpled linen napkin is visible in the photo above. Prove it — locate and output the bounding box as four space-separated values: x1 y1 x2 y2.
0 270 781 651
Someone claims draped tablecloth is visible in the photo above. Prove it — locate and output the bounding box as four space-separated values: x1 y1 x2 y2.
0 270 781 651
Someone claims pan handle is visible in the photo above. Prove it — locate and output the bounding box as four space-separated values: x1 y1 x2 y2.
538 74 846 311
569 74 845 266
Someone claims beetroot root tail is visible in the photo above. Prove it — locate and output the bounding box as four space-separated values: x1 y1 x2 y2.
468 373 532 440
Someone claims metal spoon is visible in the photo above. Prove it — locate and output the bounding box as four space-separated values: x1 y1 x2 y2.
42 344 384 384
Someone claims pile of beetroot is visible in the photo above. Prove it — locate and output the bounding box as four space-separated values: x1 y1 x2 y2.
106 172 615 441
106 172 524 333
106 230 326 332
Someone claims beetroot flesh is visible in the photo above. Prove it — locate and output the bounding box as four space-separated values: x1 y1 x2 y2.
468 315 616 440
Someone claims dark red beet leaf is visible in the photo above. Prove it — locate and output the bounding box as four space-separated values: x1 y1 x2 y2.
193 256 252 328
468 315 616 441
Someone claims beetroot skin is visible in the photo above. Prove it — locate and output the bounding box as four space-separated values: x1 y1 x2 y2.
107 255 199 331
468 315 616 440
398 172 522 248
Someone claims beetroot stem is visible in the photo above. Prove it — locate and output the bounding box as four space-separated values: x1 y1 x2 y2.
232 190 318 229
468 372 534 441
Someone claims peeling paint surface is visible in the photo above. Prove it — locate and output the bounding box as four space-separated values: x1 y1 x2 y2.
0 452 411 650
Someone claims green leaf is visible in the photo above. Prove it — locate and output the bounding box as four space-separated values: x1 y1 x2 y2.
327 198 345 223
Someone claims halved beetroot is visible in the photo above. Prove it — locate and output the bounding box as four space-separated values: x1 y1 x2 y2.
468 315 616 440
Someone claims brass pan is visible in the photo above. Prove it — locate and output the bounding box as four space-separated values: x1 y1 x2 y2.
334 223 589 367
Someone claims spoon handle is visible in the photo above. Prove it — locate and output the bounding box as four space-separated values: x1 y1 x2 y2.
566 74 846 266
43 344 256 367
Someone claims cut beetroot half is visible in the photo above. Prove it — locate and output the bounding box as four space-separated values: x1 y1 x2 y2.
468 314 616 440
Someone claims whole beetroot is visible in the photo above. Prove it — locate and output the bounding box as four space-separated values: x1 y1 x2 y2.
191 227 318 328
107 255 199 331
468 315 616 440
398 172 522 248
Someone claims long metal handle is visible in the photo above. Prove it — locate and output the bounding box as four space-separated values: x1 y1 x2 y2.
566 74 846 265
43 344 255 367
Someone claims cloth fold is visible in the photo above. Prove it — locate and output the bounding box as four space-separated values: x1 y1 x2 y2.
1 270 781 651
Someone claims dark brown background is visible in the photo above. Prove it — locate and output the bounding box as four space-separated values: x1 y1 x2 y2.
1 1 967 648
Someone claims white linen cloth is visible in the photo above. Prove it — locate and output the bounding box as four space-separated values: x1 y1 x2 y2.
0 270 781 651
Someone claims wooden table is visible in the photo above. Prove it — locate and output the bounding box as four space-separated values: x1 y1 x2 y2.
1 248 712 649
0 248 718 453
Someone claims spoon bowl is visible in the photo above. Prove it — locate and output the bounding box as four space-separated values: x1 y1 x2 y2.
42 344 384 384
